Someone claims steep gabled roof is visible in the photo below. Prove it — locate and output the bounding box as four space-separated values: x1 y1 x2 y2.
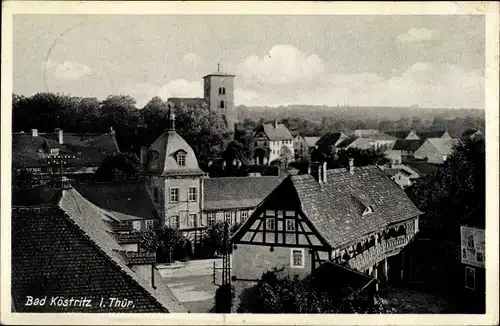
204 176 283 211
234 166 422 249
11 188 186 312
12 132 119 168
426 138 461 155
255 123 294 141
73 182 159 221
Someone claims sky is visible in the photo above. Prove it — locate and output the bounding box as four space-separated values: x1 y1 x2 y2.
13 15 485 109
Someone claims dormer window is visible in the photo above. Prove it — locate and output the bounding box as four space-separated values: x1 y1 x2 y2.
50 148 60 156
176 152 186 166
363 205 374 215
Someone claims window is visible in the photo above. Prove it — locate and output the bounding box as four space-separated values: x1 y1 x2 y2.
188 187 197 202
290 249 305 268
219 87 222 95
222 87 226 95
208 213 216 226
177 152 186 166
145 220 154 230
220 101 225 109
153 187 160 203
132 221 141 231
465 266 475 290
266 218 275 231
188 214 197 228
224 211 231 223
467 235 475 249
255 141 258 147
241 210 248 223
169 216 180 229
170 188 179 203
286 219 295 231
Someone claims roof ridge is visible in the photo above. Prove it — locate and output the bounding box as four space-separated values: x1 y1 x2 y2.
59 189 184 312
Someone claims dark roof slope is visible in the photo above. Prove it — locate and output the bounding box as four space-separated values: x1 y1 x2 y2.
73 182 159 221
418 130 449 139
403 161 442 177
316 132 347 149
204 176 283 211
289 166 422 248
12 189 186 312
392 139 425 152
12 132 119 168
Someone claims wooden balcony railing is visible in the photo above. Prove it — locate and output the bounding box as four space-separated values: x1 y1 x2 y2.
345 232 414 271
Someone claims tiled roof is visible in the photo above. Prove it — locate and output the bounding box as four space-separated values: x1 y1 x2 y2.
303 136 320 147
427 138 461 155
255 123 294 141
73 182 158 221
11 188 186 312
204 176 283 211
288 166 422 248
167 97 208 109
12 132 119 169
392 139 425 152
336 136 358 148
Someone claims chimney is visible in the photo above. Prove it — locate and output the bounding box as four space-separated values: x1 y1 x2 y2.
307 164 311 175
31 129 38 137
232 158 237 166
110 126 115 134
207 160 213 167
222 160 226 170
274 119 278 128
322 161 327 183
55 128 63 144
237 160 242 168
140 147 148 168
317 164 323 184
348 158 354 175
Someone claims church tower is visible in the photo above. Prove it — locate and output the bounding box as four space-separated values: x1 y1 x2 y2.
142 106 205 241
203 65 236 133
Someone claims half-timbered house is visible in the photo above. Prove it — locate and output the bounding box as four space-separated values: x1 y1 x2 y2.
231 159 422 293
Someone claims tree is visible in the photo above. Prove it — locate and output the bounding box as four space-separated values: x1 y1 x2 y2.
311 147 389 169
406 138 485 241
199 222 242 257
174 104 226 166
12 168 38 190
140 227 189 262
94 153 141 182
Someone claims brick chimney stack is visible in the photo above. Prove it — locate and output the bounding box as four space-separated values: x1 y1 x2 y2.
31 129 38 137
322 161 327 183
274 119 278 128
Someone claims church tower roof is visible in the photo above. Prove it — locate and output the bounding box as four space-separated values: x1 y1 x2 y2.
144 106 204 177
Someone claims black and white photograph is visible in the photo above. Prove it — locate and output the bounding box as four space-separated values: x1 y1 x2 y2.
1 1 499 325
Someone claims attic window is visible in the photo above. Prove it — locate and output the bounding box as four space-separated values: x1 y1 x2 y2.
363 205 374 215
176 152 186 166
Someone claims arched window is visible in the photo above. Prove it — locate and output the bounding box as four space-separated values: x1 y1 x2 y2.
222 87 226 95
220 101 225 109
219 87 222 95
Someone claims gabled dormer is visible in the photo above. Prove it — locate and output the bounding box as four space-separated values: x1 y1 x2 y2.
363 205 374 216
173 149 188 167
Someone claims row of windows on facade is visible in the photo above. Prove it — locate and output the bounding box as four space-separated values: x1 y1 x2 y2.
218 87 226 95
132 219 154 231
165 210 249 229
255 140 293 147
153 186 198 203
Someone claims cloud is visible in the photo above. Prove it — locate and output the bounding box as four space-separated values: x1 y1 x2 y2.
181 53 203 69
236 45 324 85
123 79 203 107
396 28 441 45
43 60 91 81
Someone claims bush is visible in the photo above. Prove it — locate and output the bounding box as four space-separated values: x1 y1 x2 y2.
213 284 235 313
